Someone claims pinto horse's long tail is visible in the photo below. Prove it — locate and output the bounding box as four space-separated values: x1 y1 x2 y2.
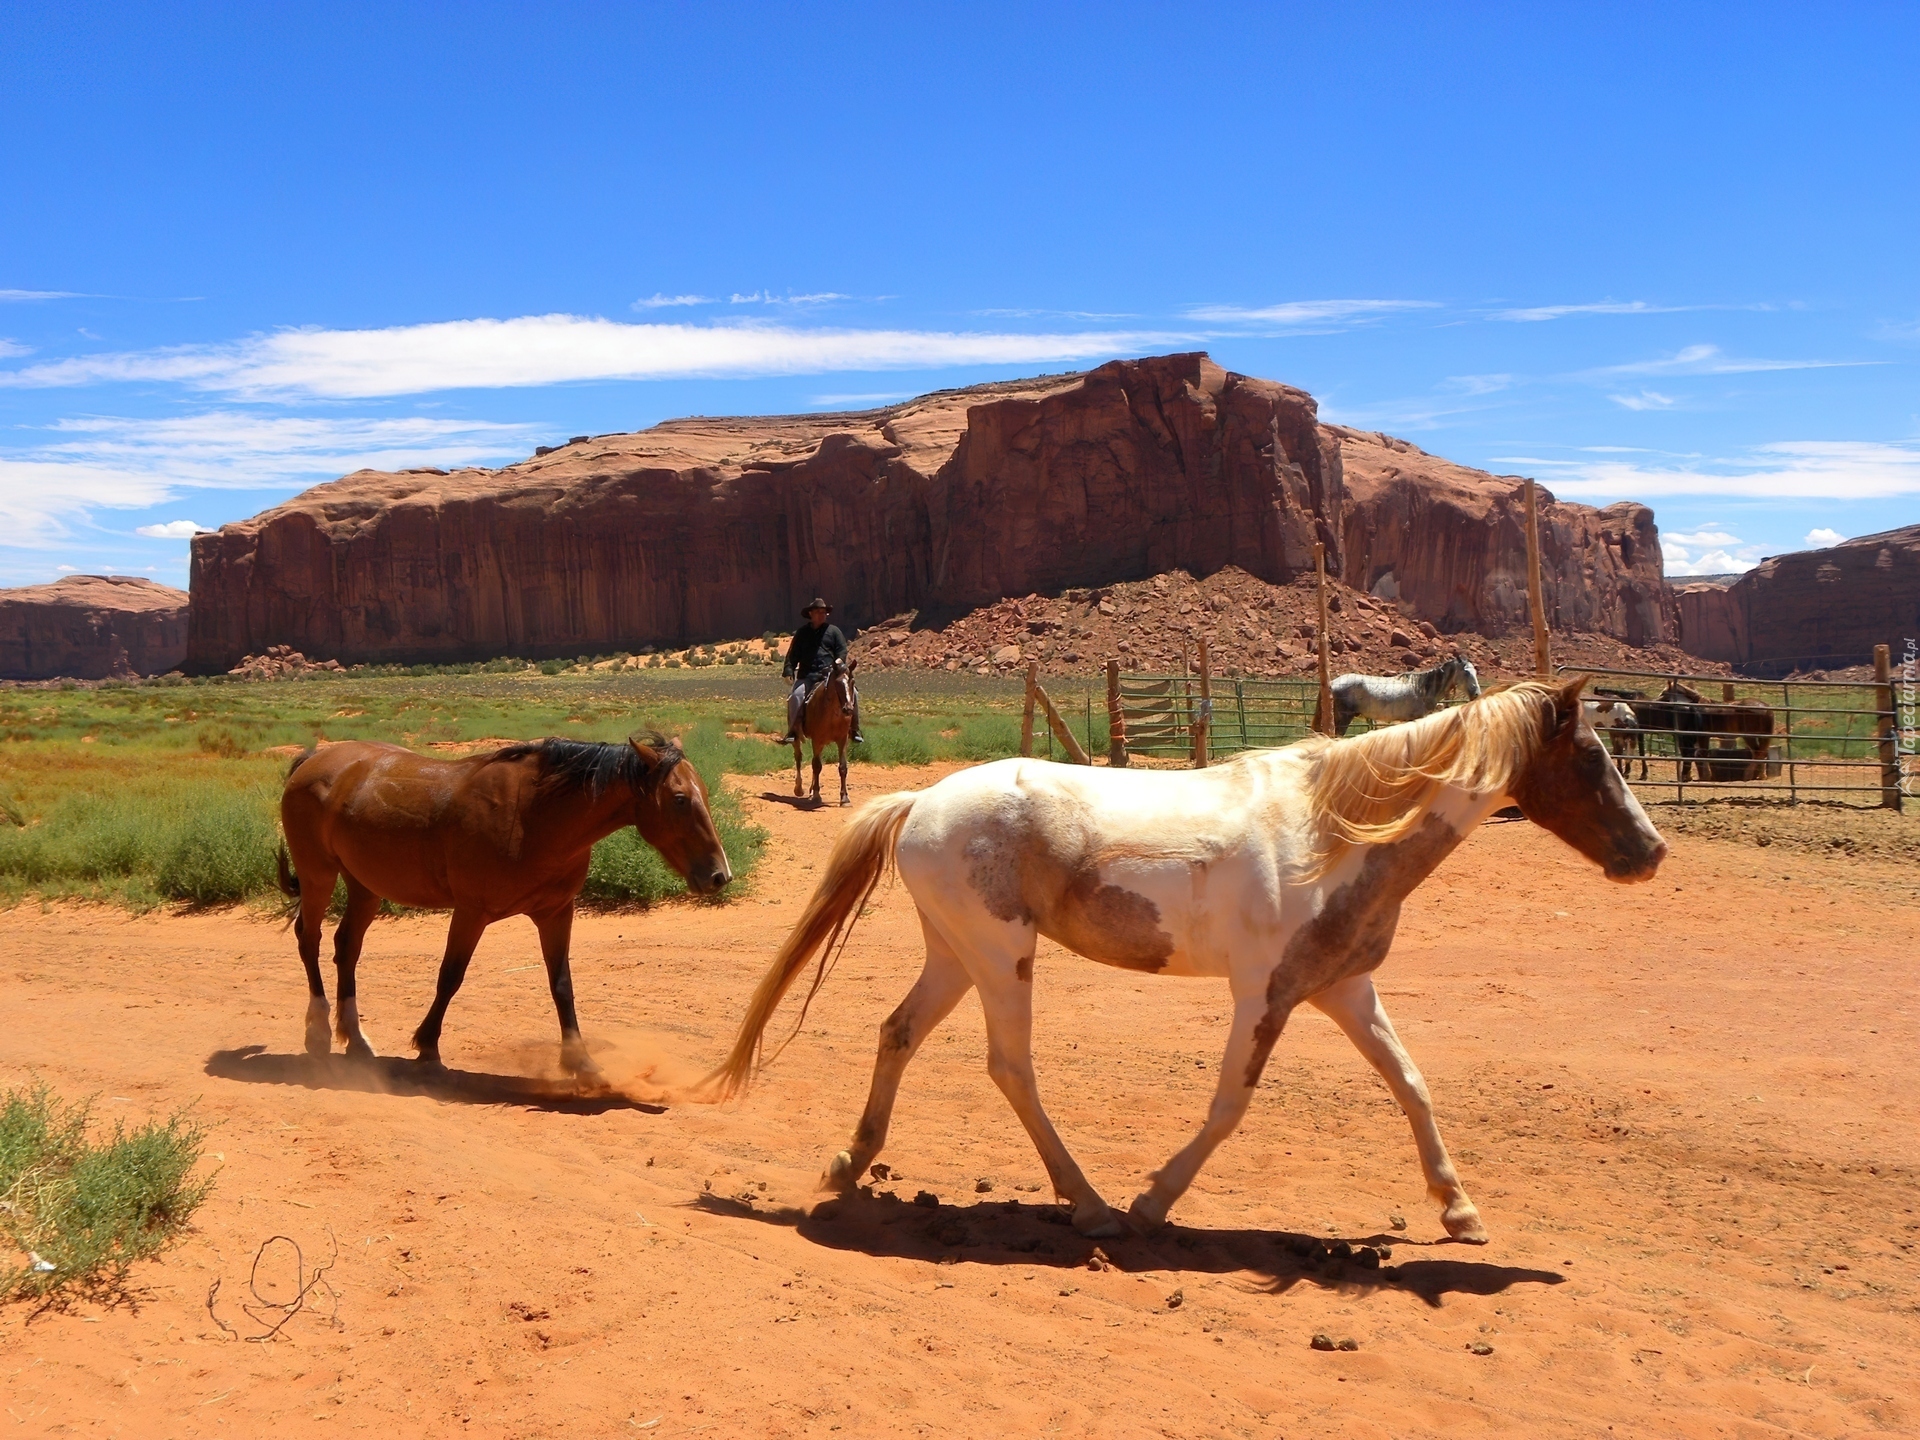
704 789 919 1100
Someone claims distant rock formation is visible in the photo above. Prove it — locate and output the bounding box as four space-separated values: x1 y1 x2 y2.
184 352 1679 672
1674 523 1920 674
185 354 1344 671
1331 427 1672 645
0 575 189 681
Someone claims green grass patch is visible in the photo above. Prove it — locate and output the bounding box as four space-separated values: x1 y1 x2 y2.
1 1084 214 1305
0 667 1093 912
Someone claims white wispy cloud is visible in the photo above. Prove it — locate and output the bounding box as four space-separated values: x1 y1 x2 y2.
1609 390 1675 411
1804 526 1846 546
728 291 851 306
134 520 212 538
0 313 1188 399
0 411 536 549
1665 529 1741 548
632 293 714 309
1493 440 1920 501
1181 299 1437 327
1490 300 1761 322
0 340 29 359
1584 344 1872 379
0 289 88 302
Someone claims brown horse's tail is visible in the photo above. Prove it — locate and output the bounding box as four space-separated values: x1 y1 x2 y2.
276 844 300 899
703 789 919 1100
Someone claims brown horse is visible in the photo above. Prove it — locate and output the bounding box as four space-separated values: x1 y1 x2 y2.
794 657 857 806
277 733 730 1087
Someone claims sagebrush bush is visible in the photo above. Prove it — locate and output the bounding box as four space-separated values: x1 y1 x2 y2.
0 1085 213 1304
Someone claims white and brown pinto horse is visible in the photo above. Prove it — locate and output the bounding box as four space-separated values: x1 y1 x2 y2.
712 676 1667 1242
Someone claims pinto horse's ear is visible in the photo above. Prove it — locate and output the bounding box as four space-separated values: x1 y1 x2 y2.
1544 674 1590 739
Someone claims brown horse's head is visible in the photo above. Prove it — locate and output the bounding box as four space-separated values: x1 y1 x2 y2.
628 735 732 895
826 658 856 718
1505 675 1669 882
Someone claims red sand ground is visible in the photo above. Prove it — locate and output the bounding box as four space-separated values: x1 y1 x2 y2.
2 764 1916 1438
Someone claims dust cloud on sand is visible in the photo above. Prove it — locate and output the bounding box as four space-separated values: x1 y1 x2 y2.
1 763 1916 1437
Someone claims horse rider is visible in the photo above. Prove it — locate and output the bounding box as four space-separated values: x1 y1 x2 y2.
782 597 865 744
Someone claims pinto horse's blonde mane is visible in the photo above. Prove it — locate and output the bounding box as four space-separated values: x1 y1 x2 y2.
1294 679 1564 878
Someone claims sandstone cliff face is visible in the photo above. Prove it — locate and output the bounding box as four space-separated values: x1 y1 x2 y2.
1329 427 1673 646
185 354 1346 670
1674 524 1920 674
0 575 189 680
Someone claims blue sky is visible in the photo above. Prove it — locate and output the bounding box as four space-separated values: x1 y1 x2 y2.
2 2 1916 589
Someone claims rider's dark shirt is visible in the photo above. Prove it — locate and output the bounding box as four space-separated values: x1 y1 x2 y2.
783 622 849 684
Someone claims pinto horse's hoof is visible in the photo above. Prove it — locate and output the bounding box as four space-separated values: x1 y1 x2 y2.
1072 1200 1125 1239
1126 1193 1169 1232
822 1150 862 1193
1441 1200 1490 1245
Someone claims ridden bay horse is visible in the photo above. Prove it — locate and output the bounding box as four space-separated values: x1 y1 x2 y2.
709 676 1667 1243
794 657 858 806
1329 654 1481 736
278 734 731 1087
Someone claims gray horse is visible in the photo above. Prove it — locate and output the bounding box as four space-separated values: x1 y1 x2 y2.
1329 654 1481 736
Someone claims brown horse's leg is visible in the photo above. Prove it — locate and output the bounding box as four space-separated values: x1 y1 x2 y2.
533 904 604 1089
295 866 336 1056
811 743 824 803
793 734 805 798
825 910 974 1191
837 738 849 807
331 879 383 1061
410 907 489 1067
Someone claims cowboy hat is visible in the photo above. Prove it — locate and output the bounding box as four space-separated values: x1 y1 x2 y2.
801 597 832 616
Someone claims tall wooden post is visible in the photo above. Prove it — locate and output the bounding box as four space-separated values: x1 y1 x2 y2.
1020 662 1038 758
1105 659 1128 767
1193 636 1212 768
1524 479 1551 677
1312 541 1335 736
1875 643 1902 811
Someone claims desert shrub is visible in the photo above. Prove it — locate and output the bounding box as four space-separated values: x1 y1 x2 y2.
155 788 281 904
195 724 251 758
0 1084 213 1304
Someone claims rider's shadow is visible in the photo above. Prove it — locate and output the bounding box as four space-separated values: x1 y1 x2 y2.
691 1190 1564 1307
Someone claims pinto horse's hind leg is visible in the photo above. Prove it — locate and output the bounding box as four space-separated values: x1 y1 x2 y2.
410 907 489 1068
1310 973 1488 1243
1129 983 1271 1230
293 865 336 1056
533 904 605 1091
331 879 383 1060
825 910 974 1192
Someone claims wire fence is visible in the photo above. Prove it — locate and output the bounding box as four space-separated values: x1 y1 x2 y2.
1103 664 1905 810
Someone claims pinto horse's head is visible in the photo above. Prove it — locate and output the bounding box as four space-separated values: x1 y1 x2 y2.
628 734 732 895
1505 675 1668 883
1458 656 1482 699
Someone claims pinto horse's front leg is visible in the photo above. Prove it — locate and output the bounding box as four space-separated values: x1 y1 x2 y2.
1129 986 1271 1230
1310 973 1487 1243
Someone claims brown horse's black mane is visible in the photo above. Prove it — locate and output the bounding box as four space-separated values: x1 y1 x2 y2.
493 734 683 797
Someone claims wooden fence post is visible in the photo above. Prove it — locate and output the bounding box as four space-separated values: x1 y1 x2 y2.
1524 479 1551 677
1876 643 1902 811
1311 541 1335 736
1106 659 1128 767
1020 663 1038 757
1033 680 1092 765
1193 636 1212 767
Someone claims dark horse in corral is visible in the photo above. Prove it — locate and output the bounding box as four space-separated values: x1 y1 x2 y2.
1636 682 1774 782
277 734 731 1088
794 657 858 806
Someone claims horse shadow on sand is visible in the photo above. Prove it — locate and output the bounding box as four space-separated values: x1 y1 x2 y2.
204 1044 666 1116
691 1189 1564 1308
